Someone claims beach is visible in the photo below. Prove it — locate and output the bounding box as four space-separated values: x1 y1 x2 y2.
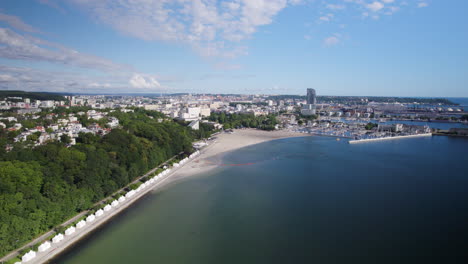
160 129 308 186
24 129 305 264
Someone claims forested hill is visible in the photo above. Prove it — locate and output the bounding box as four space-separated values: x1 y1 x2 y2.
0 90 65 101
0 109 205 256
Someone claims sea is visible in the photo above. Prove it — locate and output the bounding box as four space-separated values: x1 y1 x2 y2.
52 135 468 264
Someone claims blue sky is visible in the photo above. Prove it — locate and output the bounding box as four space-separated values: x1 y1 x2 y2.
0 0 467 97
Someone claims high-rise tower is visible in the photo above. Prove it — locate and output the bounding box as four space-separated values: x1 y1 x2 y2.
301 88 317 116
307 88 316 105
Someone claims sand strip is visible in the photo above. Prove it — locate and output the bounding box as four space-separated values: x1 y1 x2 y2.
25 129 305 264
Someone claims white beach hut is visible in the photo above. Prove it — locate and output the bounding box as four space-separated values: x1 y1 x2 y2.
38 241 51 252
104 204 112 212
118 196 126 203
86 214 95 223
111 200 119 207
76 220 86 229
95 209 104 217
52 233 64 243
65 226 75 236
22 250 36 262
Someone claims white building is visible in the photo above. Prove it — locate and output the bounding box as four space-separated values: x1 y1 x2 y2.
38 241 51 252
200 107 211 117
104 204 112 211
76 220 86 229
65 226 75 236
22 250 36 262
188 120 200 130
52 233 64 243
86 214 95 222
95 209 104 217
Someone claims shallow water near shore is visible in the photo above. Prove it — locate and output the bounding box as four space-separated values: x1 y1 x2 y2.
53 136 468 263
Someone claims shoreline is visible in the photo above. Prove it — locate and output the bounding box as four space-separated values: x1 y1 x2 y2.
25 129 306 264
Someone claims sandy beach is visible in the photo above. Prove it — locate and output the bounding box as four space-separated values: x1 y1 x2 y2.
161 129 308 185
24 129 306 264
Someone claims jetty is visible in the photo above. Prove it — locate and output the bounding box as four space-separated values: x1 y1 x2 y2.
348 133 432 144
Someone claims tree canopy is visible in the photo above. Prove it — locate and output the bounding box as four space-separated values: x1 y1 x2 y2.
0 109 199 256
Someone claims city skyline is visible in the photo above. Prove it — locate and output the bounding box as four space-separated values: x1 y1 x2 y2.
0 0 467 97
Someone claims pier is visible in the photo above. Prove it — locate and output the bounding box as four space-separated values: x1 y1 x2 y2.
348 133 432 144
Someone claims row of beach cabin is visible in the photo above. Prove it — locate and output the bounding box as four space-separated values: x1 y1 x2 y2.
16 151 200 264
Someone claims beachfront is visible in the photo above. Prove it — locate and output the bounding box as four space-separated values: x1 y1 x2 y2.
21 129 305 264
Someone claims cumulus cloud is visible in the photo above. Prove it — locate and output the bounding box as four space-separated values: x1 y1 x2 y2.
0 65 164 93
129 74 161 89
66 0 297 58
366 1 385 12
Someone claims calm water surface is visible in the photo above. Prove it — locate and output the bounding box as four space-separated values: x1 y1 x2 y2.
53 136 468 263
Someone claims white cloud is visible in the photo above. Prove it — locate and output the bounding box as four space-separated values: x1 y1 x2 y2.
0 65 164 93
418 2 428 8
129 74 161 89
382 0 395 3
366 1 385 12
324 35 340 46
0 74 16 82
0 13 41 33
326 4 346 10
319 13 334 22
0 27 130 72
88 82 112 88
66 0 296 58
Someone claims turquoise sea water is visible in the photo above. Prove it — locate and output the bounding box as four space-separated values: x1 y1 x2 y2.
52 136 468 263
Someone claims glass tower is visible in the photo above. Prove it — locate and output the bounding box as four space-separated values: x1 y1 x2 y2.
307 88 316 105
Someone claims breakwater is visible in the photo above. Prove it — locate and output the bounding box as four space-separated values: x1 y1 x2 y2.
348 133 432 144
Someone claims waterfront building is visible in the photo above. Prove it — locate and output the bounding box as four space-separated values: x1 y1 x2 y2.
76 220 86 228
65 226 76 236
38 241 51 252
95 209 104 217
86 214 95 222
52 234 64 243
22 250 36 262
302 88 317 116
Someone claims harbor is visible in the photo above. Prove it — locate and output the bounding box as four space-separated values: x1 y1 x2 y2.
291 121 434 143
